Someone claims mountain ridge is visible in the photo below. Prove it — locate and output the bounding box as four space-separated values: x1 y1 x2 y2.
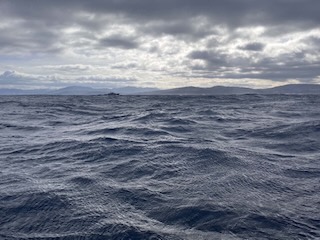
140 84 320 95
0 84 319 95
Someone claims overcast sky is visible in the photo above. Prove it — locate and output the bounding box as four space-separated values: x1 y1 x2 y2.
1 0 320 89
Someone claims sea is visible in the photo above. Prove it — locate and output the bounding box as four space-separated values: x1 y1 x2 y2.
0 95 319 240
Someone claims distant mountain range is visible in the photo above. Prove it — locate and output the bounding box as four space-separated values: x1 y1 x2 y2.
0 84 319 95
142 84 320 95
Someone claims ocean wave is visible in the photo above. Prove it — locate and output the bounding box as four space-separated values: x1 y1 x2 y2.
0 95 319 239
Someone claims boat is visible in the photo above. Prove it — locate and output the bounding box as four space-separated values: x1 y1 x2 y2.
106 92 120 96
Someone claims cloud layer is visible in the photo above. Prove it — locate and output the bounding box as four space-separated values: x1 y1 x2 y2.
1 0 320 88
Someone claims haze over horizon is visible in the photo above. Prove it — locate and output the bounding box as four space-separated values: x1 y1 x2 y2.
1 0 320 90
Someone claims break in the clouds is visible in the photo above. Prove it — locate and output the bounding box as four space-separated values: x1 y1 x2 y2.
0 0 320 89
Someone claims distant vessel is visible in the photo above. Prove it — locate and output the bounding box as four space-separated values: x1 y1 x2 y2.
106 92 120 96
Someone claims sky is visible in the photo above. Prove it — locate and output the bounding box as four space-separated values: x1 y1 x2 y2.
0 0 320 89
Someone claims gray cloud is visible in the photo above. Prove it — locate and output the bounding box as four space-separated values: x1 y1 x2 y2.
306 36 320 51
3 0 320 29
186 48 320 83
98 35 139 49
77 76 136 83
0 70 56 88
0 24 63 55
111 63 138 70
229 63 320 82
0 70 138 89
188 51 226 64
43 65 94 72
239 42 265 52
1 0 320 88
2 0 319 44
140 20 214 41
0 71 31 85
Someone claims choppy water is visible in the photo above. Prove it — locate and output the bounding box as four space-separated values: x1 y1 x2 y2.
0 95 319 240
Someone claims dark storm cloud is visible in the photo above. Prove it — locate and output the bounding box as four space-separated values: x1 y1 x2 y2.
239 42 265 52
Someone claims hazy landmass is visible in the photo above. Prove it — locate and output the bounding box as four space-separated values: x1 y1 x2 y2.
1 84 319 95
141 84 320 95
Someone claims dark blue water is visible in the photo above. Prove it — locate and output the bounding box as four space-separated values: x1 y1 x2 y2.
0 95 319 239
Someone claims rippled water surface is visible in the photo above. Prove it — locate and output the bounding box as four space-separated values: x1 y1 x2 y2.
1 95 319 239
